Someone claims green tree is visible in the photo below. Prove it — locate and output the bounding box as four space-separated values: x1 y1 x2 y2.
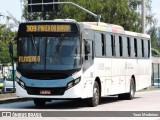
0 24 15 65
151 48 160 56
147 26 160 56
129 0 157 27
148 26 158 48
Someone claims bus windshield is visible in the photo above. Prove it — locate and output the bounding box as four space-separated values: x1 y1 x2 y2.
18 36 81 71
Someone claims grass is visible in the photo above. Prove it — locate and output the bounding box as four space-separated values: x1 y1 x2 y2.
0 93 16 99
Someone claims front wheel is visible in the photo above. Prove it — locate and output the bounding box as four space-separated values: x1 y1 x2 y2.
33 99 46 107
87 81 100 107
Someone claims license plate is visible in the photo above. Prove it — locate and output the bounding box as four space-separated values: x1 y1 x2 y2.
40 90 51 95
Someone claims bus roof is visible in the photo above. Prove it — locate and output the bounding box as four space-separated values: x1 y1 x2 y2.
79 22 150 39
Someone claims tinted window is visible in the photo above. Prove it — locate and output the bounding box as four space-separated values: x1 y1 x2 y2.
102 34 105 56
127 37 131 57
105 34 112 57
134 38 137 57
95 33 102 57
119 36 123 57
111 35 115 56
141 39 144 57
148 40 150 57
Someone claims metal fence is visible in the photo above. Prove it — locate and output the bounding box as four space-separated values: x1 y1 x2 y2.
152 57 160 88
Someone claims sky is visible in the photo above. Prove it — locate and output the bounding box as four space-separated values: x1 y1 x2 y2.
0 0 22 22
152 0 160 26
0 0 160 27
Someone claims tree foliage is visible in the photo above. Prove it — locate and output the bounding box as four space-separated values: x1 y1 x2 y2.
0 25 15 65
147 26 160 56
129 0 157 27
152 48 160 56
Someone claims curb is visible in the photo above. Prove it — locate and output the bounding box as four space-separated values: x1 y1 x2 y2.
0 97 30 104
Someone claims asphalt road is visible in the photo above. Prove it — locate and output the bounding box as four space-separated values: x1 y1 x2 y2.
0 90 160 120
0 90 160 111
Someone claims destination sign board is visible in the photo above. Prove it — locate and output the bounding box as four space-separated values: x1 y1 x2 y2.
26 25 71 32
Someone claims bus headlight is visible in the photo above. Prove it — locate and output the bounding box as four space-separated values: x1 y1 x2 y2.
67 77 81 90
16 78 26 89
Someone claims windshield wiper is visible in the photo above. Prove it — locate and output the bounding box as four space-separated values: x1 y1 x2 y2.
55 34 64 54
31 35 37 52
36 37 41 57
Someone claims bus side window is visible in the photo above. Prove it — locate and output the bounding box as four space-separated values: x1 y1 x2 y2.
137 39 142 58
119 36 123 57
84 40 93 60
115 35 119 57
101 34 105 56
127 37 131 57
105 34 112 57
95 33 103 57
130 38 135 58
148 40 150 58
144 40 148 58
111 35 116 57
141 39 144 57
134 38 138 57
122 36 127 58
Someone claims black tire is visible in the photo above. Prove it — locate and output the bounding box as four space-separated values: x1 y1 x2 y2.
118 79 135 100
118 93 125 100
33 99 46 107
126 79 135 100
87 81 100 107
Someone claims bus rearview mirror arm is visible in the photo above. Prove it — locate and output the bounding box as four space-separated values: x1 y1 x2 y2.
9 41 13 57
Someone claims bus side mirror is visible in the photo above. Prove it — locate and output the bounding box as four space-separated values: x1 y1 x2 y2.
9 41 17 62
85 42 90 60
9 42 13 56
85 42 90 55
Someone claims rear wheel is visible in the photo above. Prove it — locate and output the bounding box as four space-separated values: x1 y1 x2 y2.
87 81 100 107
118 78 135 100
33 99 46 107
127 79 135 99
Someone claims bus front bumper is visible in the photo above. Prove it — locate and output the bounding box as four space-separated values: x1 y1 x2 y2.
16 82 83 99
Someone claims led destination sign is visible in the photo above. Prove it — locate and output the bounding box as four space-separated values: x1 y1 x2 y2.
19 56 40 63
26 25 71 32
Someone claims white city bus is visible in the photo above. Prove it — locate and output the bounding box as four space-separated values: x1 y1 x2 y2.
15 20 151 107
